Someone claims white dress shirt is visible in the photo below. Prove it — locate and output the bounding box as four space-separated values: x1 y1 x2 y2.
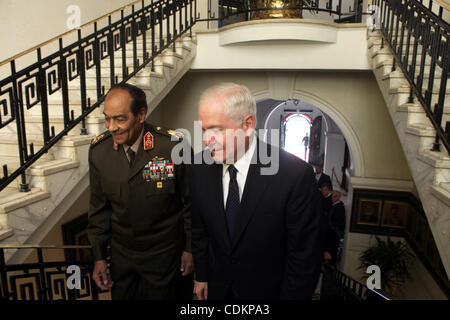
222 136 257 209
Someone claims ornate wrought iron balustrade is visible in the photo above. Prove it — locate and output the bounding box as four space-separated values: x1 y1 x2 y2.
198 0 366 26
371 0 450 154
0 0 196 192
0 245 108 300
320 263 390 300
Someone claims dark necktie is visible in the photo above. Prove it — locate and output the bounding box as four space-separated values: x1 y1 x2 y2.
225 165 240 239
127 148 135 168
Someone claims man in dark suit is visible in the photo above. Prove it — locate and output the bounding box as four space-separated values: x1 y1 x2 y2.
314 164 332 191
324 191 346 267
190 83 324 300
87 83 193 299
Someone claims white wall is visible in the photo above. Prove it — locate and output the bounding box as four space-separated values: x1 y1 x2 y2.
0 0 135 62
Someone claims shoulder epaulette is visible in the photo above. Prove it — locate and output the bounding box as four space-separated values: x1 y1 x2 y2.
91 131 111 147
152 125 183 141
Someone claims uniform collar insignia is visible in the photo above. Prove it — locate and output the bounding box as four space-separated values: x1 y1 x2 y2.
113 143 119 151
143 131 154 150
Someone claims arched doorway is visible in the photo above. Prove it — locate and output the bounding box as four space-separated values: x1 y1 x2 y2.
281 112 312 161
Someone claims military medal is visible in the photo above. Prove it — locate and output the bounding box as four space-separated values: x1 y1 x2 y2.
157 182 163 188
142 159 175 182
143 132 154 150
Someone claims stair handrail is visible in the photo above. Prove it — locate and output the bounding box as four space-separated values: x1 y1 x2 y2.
0 0 145 68
372 0 450 154
320 263 390 300
0 0 197 192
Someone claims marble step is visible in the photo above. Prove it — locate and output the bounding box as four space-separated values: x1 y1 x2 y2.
0 187 50 214
431 182 450 207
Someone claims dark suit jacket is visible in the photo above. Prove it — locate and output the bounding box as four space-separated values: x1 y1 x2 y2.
317 173 332 190
190 141 324 300
325 201 346 258
87 122 191 296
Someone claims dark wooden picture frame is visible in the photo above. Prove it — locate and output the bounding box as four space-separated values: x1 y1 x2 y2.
357 198 382 226
61 213 92 261
381 200 408 228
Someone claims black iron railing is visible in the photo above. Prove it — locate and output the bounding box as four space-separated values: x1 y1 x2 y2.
200 0 365 27
0 0 196 192
0 245 109 300
372 0 450 154
320 263 390 300
1 245 387 300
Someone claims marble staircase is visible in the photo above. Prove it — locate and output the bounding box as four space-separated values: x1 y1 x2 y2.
0 33 197 262
367 29 450 279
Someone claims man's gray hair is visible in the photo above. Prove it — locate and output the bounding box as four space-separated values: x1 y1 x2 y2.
199 82 256 125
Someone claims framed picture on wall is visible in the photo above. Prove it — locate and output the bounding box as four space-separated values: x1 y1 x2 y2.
357 199 382 226
381 200 408 228
62 213 92 262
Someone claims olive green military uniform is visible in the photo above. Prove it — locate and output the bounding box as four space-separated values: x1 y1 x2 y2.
87 122 191 299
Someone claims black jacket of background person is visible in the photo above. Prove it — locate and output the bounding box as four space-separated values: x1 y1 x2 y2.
190 141 325 300
87 122 191 295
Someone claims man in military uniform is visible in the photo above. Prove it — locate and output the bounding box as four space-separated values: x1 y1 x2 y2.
87 83 192 299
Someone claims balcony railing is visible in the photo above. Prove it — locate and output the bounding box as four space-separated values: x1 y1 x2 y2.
372 0 450 154
0 245 109 300
1 245 387 300
320 263 390 300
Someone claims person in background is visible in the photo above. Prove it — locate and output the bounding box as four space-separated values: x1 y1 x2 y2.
324 191 346 267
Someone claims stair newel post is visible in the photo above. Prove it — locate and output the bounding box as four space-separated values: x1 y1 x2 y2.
185 0 188 36
166 0 171 50
397 1 407 63
409 12 420 89
37 248 49 300
0 248 9 299
37 48 50 144
141 2 148 66
11 61 30 192
403 3 412 68
424 24 440 110
78 29 88 135
173 0 177 52
132 5 138 73
58 38 71 130
93 23 103 101
417 16 429 97
159 2 164 52
121 10 128 80
151 1 156 72
431 33 450 153
190 0 194 37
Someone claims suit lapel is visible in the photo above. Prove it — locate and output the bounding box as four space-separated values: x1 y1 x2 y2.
231 140 270 250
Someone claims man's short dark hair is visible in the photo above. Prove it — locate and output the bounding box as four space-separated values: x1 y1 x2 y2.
108 83 147 116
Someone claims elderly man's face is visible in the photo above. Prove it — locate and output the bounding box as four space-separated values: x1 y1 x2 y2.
103 89 145 146
198 93 254 164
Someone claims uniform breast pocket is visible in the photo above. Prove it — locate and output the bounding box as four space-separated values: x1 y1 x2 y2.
146 180 176 196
